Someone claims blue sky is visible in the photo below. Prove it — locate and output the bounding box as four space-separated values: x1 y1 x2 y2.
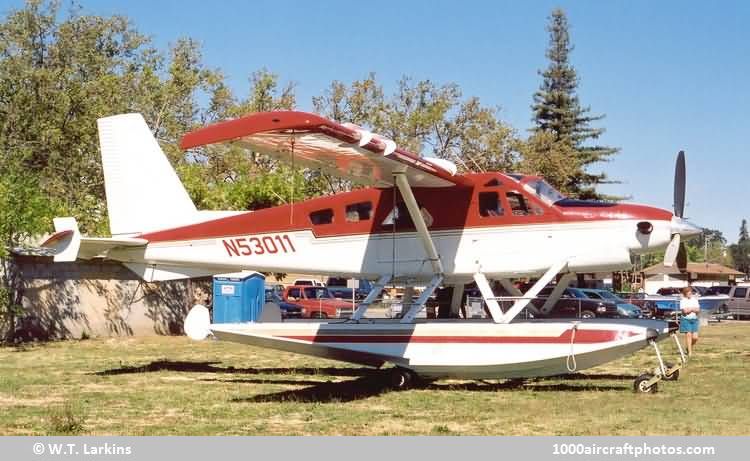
3 1 748 242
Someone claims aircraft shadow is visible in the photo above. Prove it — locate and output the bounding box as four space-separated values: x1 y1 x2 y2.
93 359 380 378
235 374 629 403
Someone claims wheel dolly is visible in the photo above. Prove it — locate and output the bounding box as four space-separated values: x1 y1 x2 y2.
634 326 688 393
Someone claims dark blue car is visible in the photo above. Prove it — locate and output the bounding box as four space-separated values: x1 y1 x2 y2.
264 288 302 319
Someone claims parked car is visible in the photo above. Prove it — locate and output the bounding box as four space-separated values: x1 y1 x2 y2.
580 289 643 318
325 277 373 300
656 286 702 296
282 285 353 319
723 285 750 320
264 287 302 319
529 287 620 319
646 292 730 320
614 292 656 318
292 279 326 287
704 285 732 296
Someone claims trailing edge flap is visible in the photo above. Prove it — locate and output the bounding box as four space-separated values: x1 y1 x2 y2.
124 263 231 282
42 217 147 262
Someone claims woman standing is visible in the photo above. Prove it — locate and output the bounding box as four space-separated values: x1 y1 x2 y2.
679 286 700 356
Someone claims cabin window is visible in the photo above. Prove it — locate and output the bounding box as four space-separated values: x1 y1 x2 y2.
381 202 432 228
309 208 334 225
478 192 504 217
733 287 747 298
506 192 530 216
346 201 373 222
382 203 412 227
288 288 301 299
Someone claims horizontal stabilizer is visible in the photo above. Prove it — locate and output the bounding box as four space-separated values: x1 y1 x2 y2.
44 217 81 262
41 217 147 261
124 263 234 282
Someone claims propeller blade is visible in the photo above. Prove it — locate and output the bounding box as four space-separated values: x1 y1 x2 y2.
664 233 681 267
677 242 688 272
674 150 686 218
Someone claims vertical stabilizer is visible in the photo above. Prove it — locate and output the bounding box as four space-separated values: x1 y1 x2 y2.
98 114 197 237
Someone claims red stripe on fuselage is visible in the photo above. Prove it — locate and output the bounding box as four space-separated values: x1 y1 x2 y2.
280 329 639 344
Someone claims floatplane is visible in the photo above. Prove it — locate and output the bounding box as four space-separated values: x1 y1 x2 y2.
43 112 700 392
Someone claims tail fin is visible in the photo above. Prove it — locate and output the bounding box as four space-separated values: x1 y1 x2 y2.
98 114 197 237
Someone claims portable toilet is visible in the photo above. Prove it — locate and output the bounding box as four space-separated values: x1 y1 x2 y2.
212 271 265 323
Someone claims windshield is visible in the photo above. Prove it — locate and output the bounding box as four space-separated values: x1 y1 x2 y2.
523 179 566 205
304 287 332 299
567 288 586 299
596 290 622 301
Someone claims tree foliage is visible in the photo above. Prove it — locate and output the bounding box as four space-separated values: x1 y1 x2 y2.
0 161 53 340
313 73 519 178
530 8 619 199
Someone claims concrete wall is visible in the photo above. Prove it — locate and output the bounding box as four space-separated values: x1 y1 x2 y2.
8 256 210 340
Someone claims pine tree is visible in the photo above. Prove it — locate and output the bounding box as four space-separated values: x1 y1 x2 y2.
531 8 619 199
740 219 749 242
730 219 750 275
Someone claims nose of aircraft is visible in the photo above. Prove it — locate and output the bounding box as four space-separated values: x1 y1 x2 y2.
671 216 702 239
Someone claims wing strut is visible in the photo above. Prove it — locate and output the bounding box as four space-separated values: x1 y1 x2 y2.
393 172 444 275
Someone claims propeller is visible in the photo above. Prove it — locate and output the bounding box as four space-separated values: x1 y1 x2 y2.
664 151 688 272
673 150 685 218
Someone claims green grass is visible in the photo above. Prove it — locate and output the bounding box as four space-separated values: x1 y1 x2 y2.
1 322 748 435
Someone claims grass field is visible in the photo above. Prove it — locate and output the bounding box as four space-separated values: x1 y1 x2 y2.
1 321 748 435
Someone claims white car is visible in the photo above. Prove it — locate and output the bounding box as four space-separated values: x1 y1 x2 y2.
292 279 325 287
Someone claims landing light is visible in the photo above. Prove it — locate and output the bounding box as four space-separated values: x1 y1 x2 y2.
637 221 653 235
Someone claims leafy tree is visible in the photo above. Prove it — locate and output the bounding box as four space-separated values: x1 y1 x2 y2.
180 69 331 211
0 0 225 235
530 8 619 199
0 162 53 341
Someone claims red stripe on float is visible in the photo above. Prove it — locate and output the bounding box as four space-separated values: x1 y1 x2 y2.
281 329 638 344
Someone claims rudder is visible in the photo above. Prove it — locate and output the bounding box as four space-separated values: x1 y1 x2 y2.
98 114 197 237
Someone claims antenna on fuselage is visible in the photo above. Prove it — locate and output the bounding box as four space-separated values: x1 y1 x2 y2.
289 131 295 225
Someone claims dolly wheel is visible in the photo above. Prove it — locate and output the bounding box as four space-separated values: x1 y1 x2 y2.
634 374 658 393
390 368 414 389
663 363 680 381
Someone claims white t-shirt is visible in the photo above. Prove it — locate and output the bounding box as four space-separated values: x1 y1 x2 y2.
680 297 700 319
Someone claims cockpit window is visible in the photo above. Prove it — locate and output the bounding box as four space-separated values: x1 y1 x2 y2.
523 179 566 205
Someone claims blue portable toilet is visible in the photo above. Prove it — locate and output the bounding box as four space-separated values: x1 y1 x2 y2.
212 271 265 323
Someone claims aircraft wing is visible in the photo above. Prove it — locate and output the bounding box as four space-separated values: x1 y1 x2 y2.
180 111 472 188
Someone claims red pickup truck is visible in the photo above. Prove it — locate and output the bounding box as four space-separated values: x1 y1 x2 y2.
283 285 354 319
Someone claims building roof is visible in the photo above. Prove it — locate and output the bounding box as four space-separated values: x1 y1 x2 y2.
642 262 743 276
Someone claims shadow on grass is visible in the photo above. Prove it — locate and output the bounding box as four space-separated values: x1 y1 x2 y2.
94 360 632 402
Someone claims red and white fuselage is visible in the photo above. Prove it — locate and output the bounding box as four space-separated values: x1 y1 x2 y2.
109 176 686 283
